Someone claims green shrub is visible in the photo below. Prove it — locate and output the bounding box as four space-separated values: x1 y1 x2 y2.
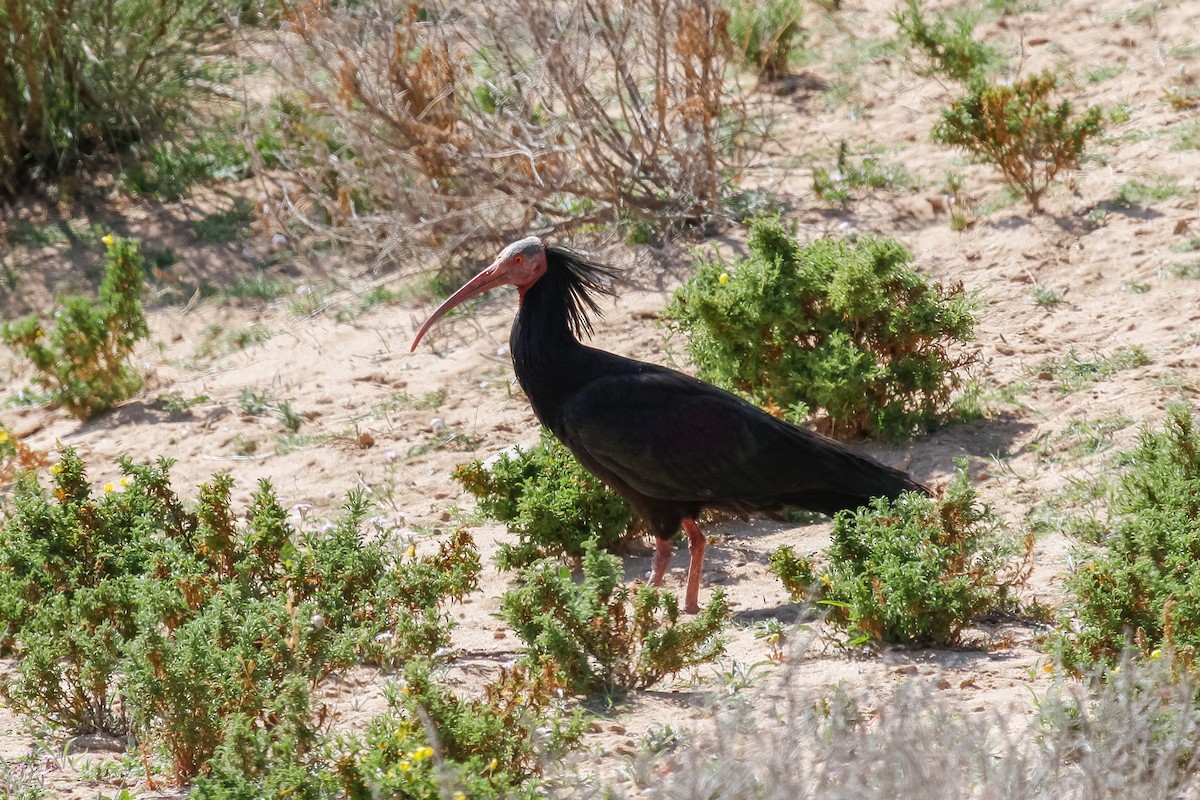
189 676 326 800
1063 405 1200 671
932 72 1105 212
727 0 805 79
768 545 818 601
891 0 1005 83
454 431 633 570
0 0 217 194
664 216 978 439
819 463 1030 645
0 448 479 781
2 236 149 420
500 542 729 693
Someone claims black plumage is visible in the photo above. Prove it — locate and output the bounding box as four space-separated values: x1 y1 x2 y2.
412 237 928 612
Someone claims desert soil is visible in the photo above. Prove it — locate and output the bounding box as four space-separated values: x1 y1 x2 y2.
2 0 1200 796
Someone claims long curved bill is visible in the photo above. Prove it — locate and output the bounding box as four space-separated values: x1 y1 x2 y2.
410 261 507 352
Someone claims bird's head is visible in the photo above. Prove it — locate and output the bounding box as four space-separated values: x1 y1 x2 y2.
410 236 547 352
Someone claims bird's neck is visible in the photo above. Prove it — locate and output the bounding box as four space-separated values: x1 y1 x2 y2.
510 272 594 428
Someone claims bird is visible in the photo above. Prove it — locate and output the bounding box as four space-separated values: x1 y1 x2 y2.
411 236 929 613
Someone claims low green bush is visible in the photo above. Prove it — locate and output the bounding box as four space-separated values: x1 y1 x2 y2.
0 448 479 781
823 464 1029 645
454 431 633 570
1063 405 1200 671
769 464 1030 645
500 541 729 693
664 216 978 439
2 236 149 420
194 660 584 800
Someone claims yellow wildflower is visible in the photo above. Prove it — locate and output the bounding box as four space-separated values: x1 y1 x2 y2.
406 544 416 558
120 476 131 487
104 482 115 493
487 758 498 772
399 761 412 773
454 794 467 800
102 234 115 247
49 464 61 474
0 430 8 443
411 746 434 762
718 272 730 285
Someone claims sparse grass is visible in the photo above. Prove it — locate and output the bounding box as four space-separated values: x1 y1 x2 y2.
812 141 916 203
117 130 253 201
1034 347 1151 394
238 387 304 432
221 271 289 303
1111 175 1184 208
191 199 255 244
1165 262 1200 280
414 388 447 411
333 285 405 322
1032 284 1065 308
1161 79 1200 110
1171 121 1200 150
1085 65 1125 84
191 324 273 361
7 221 67 247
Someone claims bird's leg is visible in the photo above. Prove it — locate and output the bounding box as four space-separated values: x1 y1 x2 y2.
650 536 673 587
681 518 706 615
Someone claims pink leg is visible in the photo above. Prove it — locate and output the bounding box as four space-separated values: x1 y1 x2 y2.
650 536 673 587
682 518 706 614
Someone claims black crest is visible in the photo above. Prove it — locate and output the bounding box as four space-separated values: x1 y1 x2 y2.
544 244 618 340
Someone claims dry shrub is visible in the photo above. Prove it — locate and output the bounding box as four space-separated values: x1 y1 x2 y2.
268 0 758 266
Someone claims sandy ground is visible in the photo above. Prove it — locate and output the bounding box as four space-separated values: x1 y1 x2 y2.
2 0 1200 795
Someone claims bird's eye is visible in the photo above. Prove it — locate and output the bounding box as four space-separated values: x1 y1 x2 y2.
513 254 524 264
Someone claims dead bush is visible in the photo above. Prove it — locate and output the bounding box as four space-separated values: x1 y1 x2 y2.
267 0 759 267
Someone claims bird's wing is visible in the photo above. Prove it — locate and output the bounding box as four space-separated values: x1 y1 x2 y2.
558 368 910 509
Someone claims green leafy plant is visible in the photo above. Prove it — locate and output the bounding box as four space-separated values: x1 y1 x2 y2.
0 448 479 781
726 0 805 79
892 0 1004 83
454 431 633 570
500 542 728 693
2 236 149 420
819 463 1031 645
932 72 1105 212
1062 405 1200 671
664 216 978 439
768 545 818 601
